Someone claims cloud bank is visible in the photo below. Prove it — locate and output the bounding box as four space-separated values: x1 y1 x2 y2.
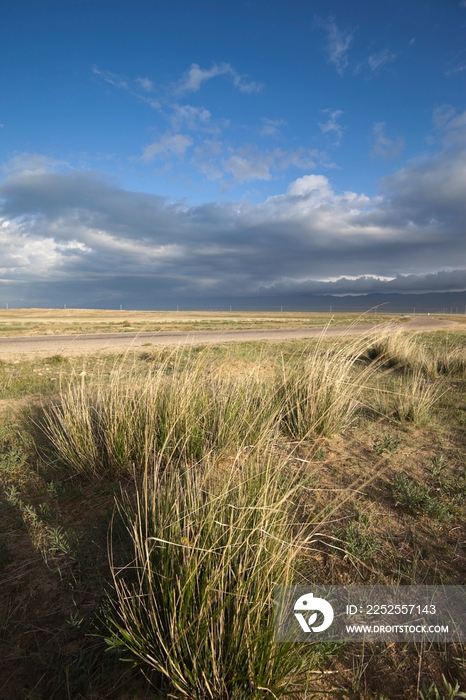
1 111 466 306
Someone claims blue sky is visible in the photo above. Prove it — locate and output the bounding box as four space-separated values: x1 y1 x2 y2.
1 0 466 308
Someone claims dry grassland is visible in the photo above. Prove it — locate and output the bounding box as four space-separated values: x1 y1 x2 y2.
0 327 465 699
0 308 406 337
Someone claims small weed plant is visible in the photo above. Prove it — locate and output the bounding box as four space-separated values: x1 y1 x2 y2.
420 674 466 700
334 513 380 562
390 473 451 522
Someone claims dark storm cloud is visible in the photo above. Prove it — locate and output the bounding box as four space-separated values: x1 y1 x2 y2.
1 119 466 305
261 270 466 296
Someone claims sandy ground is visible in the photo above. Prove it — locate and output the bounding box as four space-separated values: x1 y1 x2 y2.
0 316 460 358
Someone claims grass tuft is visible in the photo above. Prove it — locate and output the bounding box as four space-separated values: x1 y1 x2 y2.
41 349 278 477
276 330 383 439
105 453 328 698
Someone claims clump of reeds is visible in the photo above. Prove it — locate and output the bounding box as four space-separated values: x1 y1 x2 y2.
366 329 466 379
365 369 445 425
41 349 278 477
105 452 327 699
41 327 454 479
392 370 446 424
361 330 454 423
435 346 466 378
365 331 432 371
276 331 383 438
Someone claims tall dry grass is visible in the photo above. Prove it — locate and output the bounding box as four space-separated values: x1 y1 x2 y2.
106 453 327 699
392 370 446 424
40 328 459 477
363 329 455 423
366 329 466 378
42 349 278 477
276 331 384 439
36 329 463 697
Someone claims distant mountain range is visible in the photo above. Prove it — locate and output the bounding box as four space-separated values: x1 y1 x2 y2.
177 290 466 314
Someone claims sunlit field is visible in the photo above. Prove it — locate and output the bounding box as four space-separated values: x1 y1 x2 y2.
0 308 408 337
0 327 465 698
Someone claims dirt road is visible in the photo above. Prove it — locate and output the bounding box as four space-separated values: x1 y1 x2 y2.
0 316 460 358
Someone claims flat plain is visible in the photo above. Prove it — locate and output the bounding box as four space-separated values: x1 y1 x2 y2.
0 309 460 359
0 308 409 336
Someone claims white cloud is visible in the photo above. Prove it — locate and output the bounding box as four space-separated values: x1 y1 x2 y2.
195 161 223 181
448 64 466 76
92 65 161 109
188 141 321 183
171 104 212 131
4 111 466 304
175 63 230 93
258 270 466 296
275 148 319 170
2 153 71 175
222 153 273 182
92 65 128 89
285 174 333 201
321 18 354 75
92 61 262 129
174 62 263 95
3 130 466 303
191 140 223 180
136 77 154 92
318 109 345 145
431 106 466 149
446 52 466 77
433 104 457 130
230 72 263 94
370 122 405 162
368 49 397 72
219 146 320 183
141 134 193 162
260 118 287 137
